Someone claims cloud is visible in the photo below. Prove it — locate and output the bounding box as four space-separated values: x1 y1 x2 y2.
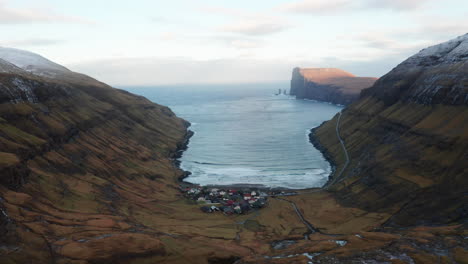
159 32 177 41
150 16 167 23
0 0 93 24
201 6 290 36
279 0 354 14
0 38 64 47
201 6 248 17
68 57 297 86
415 16 468 37
230 39 263 49
366 0 433 10
318 55 405 77
218 19 289 36
355 33 423 50
213 36 265 50
279 0 434 14
68 54 409 86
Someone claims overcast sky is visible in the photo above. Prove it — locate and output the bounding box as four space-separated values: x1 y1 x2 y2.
0 0 467 85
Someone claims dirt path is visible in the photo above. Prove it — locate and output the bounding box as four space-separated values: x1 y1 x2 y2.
327 111 350 187
273 197 319 235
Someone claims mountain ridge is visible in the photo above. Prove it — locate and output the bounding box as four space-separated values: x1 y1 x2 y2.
361 33 468 105
311 33 468 227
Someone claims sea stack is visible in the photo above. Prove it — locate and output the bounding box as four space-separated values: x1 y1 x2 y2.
290 67 377 105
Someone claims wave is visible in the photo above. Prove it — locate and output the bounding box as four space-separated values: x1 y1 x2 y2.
193 161 231 166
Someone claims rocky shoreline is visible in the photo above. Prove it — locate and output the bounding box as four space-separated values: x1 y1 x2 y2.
171 124 194 181
174 117 341 193
173 123 307 193
308 122 338 188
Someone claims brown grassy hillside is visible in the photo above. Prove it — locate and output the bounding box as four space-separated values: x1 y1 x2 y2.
1 42 467 263
311 34 468 226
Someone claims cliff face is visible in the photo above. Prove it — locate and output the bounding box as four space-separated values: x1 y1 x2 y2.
290 67 377 105
312 34 468 227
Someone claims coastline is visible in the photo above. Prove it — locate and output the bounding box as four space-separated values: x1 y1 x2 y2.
308 123 338 188
171 120 194 181
173 105 341 192
173 125 305 192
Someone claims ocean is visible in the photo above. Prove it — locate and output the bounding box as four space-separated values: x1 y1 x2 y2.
123 83 342 189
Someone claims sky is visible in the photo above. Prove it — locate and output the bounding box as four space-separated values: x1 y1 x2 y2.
0 0 467 85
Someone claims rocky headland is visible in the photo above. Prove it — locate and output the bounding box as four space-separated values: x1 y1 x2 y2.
290 67 377 105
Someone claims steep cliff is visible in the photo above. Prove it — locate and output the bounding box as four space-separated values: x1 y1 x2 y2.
290 67 377 105
312 34 468 227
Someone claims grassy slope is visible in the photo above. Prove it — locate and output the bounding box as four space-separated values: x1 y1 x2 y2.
314 96 468 226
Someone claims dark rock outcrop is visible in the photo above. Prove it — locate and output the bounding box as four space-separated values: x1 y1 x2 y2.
290 67 377 105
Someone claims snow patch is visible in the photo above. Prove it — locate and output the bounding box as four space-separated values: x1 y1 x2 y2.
12 78 38 103
407 33 468 65
0 47 69 76
0 77 38 103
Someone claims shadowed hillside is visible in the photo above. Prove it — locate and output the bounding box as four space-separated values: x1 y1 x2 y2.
311 33 468 226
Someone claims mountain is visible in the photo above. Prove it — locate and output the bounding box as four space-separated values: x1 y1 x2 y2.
0 48 194 263
290 67 377 105
1 41 467 264
0 47 108 87
311 33 468 227
0 47 70 76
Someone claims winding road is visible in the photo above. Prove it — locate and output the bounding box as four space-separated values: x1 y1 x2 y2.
326 111 350 188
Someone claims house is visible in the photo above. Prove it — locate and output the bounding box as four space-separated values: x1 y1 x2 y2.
234 205 242 214
243 193 252 200
223 207 234 215
251 191 257 196
197 197 206 202
200 206 212 213
240 203 250 213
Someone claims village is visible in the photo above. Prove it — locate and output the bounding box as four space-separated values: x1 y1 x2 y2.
180 185 273 215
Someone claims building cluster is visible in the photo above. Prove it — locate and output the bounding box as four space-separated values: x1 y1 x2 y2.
181 186 268 215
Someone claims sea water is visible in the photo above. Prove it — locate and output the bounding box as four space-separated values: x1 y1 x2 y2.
123 83 342 189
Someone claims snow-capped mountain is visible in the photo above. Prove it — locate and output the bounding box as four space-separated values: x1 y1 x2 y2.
0 47 70 78
362 33 468 105
0 58 26 74
0 47 104 88
405 33 468 65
